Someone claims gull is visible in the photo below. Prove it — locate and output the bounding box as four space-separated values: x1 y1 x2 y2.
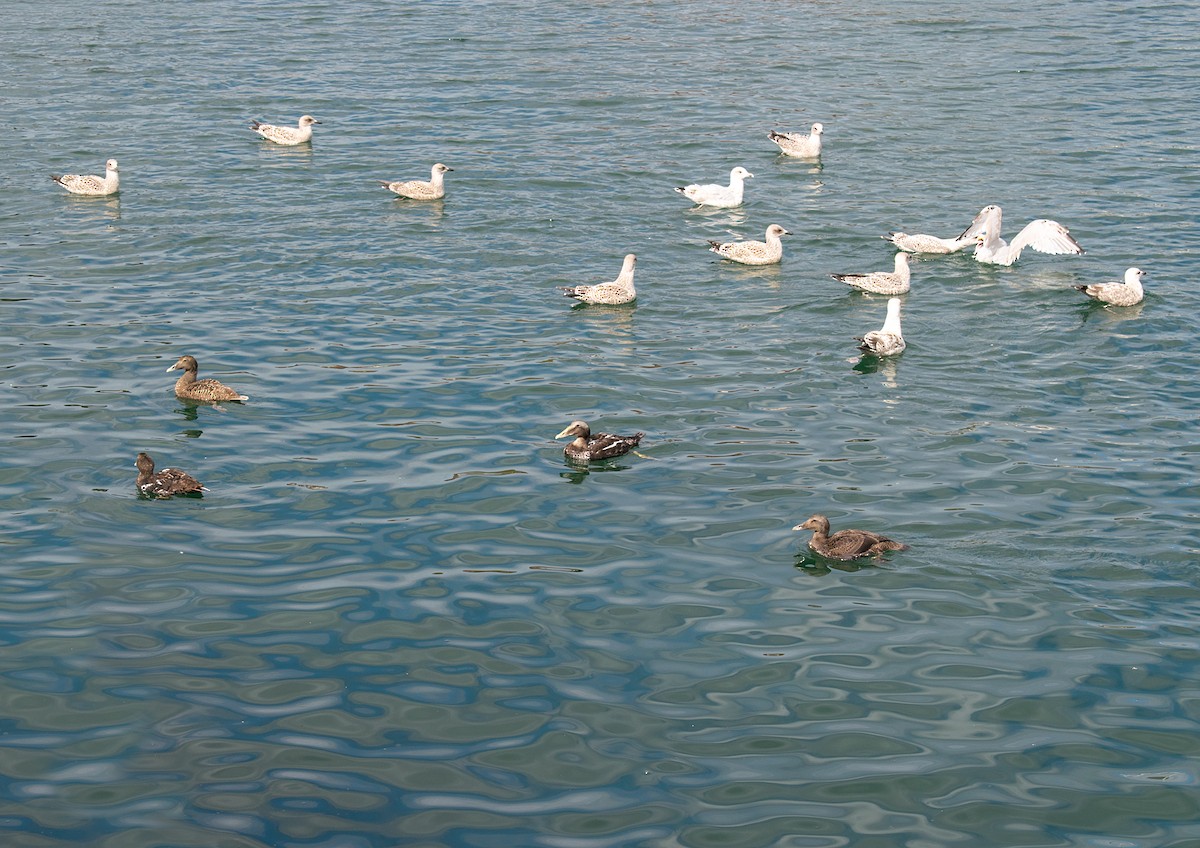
1074 267 1146 307
379 163 453 200
961 204 1084 266
768 123 823 158
560 253 637 305
249 115 320 145
708 224 791 265
856 297 906 356
882 230 978 254
831 252 912 295
675 166 753 208
50 159 119 196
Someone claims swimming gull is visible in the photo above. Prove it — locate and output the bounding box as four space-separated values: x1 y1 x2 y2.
675 166 753 208
856 297 906 356
379 163 453 200
882 230 978 254
768 123 823 158
50 159 119 196
961 204 1084 266
1074 267 1146 307
832 252 912 295
249 115 320 145
708 224 791 265
560 254 637 305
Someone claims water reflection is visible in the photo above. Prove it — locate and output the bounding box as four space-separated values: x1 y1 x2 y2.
63 194 121 223
853 353 900 388
383 197 446 227
1078 300 1145 325
792 550 877 574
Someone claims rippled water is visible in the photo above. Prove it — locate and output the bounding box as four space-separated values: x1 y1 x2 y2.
2 0 1199 846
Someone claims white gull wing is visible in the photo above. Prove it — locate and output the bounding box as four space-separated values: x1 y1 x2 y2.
1008 218 1084 258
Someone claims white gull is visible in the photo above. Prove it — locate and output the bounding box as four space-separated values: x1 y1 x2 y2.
961 204 1084 266
249 115 320 145
51 159 119 196
675 166 753 208
708 224 790 266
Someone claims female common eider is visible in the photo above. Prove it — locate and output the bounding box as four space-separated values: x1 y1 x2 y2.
832 252 912 295
1075 267 1145 307
708 224 791 266
166 355 248 403
249 115 320 145
136 452 205 498
555 420 643 462
794 514 908 561
51 159 120 196
560 254 637 305
379 163 453 200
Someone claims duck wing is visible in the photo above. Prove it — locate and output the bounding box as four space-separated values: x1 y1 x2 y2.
824 529 885 559
586 432 643 460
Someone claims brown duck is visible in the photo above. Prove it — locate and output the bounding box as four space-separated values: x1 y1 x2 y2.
555 420 643 462
794 514 908 561
166 355 248 402
135 452 205 497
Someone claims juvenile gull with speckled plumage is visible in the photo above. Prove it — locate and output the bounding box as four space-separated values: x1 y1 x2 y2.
51 159 120 196
708 224 790 265
1075 267 1146 307
559 254 637 305
768 123 823 158
832 252 912 295
882 230 978 254
379 163 453 200
856 297 906 356
249 115 320 145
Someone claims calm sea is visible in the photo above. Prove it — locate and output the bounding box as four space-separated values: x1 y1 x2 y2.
1 1 1198 846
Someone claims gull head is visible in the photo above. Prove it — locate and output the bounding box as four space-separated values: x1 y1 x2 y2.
106 159 119 172
432 163 453 174
1126 267 1146 284
731 166 754 181
299 115 320 126
766 224 791 238
811 123 824 135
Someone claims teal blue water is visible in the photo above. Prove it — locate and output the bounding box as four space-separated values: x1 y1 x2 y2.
2 1 1199 846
